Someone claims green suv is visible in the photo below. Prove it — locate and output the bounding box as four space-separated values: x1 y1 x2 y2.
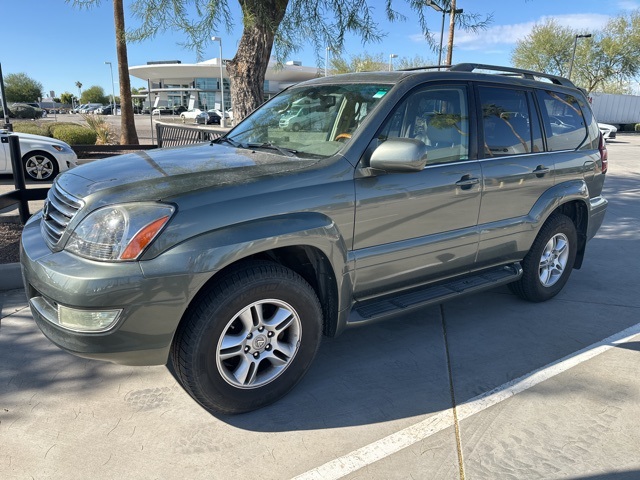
20 64 608 414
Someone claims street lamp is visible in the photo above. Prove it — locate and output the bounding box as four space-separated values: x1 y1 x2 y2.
425 0 463 66
211 36 226 128
389 53 398 71
325 46 331 77
568 33 592 80
104 61 116 115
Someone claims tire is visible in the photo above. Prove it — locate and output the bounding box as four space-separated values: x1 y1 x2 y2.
509 213 577 302
171 261 323 414
23 151 59 181
292 123 301 132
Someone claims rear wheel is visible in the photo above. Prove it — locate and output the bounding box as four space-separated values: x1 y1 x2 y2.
171 261 323 414
510 213 577 302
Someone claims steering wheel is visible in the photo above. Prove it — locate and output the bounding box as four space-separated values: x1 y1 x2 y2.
334 133 352 141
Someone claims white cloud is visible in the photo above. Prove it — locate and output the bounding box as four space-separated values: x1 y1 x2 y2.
617 0 640 10
410 13 611 51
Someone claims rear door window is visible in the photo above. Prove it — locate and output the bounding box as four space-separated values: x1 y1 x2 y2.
478 86 542 157
536 90 588 151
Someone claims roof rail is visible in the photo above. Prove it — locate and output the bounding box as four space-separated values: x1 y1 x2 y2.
449 63 576 88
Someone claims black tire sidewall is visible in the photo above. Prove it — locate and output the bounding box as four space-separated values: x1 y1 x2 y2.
23 151 59 181
183 265 322 414
518 213 578 302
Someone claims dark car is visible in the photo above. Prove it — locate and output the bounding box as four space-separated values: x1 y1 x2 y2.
99 104 120 115
21 63 608 415
195 109 221 125
172 105 187 115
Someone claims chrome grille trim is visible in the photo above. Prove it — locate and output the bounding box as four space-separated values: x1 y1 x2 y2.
41 183 83 248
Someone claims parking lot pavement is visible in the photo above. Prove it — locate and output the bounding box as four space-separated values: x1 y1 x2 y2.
1 136 639 479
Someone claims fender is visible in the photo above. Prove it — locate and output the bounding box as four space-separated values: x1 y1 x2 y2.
139 211 353 312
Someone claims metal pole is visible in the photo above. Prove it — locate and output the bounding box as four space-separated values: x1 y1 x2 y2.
219 41 226 128
105 62 116 115
568 34 590 80
9 135 30 223
389 54 397 71
148 79 155 145
438 10 446 66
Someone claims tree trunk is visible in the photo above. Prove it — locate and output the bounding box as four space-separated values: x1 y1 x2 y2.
446 0 457 65
226 0 289 123
113 0 139 145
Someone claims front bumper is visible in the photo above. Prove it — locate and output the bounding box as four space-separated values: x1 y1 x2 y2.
20 215 208 366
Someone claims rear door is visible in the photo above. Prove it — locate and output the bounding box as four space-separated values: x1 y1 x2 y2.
475 84 555 268
353 83 482 299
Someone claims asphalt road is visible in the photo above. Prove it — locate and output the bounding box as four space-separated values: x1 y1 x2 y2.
0 135 639 479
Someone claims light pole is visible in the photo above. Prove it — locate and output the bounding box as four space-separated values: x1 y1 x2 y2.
325 46 330 77
104 61 116 115
211 36 226 128
426 1 463 66
568 33 592 80
389 53 398 71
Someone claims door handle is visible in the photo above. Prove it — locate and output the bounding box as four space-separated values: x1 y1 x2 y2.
533 165 551 177
455 176 480 190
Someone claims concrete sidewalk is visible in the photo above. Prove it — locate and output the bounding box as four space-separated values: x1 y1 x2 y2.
1 136 639 479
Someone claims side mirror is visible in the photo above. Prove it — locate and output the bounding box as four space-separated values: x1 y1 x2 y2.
369 138 428 173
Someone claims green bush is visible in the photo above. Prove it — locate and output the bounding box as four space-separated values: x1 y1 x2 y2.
51 125 97 145
11 123 50 136
8 104 44 119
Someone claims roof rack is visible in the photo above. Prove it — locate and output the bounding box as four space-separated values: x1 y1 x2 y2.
449 63 576 88
397 63 576 88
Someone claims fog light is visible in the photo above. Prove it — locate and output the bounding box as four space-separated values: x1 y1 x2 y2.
58 305 121 332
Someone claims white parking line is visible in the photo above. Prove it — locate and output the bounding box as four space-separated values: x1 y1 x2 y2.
293 322 640 480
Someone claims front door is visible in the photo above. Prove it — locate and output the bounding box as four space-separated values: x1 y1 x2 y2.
353 84 482 299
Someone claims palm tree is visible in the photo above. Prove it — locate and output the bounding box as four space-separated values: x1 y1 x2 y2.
113 0 138 145
75 81 82 101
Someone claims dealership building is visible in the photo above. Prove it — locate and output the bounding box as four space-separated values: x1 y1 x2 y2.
129 58 320 111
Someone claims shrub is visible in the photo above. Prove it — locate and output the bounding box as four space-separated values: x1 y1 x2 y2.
635 123 640 132
11 123 50 137
8 104 44 119
51 125 97 145
81 113 116 144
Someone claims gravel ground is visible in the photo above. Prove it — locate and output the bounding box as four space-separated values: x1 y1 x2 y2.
0 222 22 264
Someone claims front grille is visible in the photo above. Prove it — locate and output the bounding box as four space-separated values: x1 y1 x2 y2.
41 183 83 248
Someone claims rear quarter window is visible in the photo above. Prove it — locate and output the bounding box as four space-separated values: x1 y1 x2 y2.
536 90 591 151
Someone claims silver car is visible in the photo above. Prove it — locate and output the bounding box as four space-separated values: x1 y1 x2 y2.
21 64 608 414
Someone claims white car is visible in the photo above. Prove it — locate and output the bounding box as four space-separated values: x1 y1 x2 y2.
179 108 203 123
0 129 78 181
598 123 617 140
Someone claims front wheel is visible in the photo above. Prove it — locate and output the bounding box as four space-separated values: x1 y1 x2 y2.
171 261 323 414
23 151 59 181
510 213 577 302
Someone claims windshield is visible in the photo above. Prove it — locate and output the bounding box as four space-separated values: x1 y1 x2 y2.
224 83 392 158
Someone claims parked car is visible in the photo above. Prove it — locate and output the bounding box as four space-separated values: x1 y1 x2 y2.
598 123 617 140
78 103 103 114
172 105 187 115
179 108 203 122
0 129 78 181
21 64 608 414
99 104 121 115
195 109 221 125
152 106 173 116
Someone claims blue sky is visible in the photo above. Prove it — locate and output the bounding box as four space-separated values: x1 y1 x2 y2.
2 0 639 100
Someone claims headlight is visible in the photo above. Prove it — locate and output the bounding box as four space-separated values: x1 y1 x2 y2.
66 203 175 261
52 145 67 152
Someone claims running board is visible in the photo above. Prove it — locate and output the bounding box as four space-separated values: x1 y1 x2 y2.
348 263 522 327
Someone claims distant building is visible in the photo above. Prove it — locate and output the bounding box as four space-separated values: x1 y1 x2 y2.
129 58 320 111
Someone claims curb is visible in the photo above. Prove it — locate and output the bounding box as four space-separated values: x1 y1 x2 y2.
0 262 23 291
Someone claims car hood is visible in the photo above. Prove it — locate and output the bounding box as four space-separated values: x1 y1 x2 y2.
14 132 71 148
56 142 323 205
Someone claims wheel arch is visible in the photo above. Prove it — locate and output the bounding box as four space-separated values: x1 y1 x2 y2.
529 179 590 269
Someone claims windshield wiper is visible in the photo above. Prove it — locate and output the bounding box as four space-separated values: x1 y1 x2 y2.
245 142 298 157
212 136 242 148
